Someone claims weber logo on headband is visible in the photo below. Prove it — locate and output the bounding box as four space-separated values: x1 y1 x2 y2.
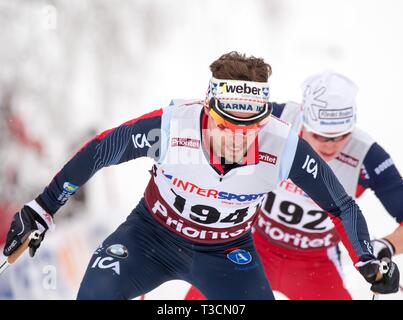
218 81 269 97
209 77 270 101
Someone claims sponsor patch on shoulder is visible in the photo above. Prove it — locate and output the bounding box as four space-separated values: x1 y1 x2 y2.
374 158 394 175
106 244 129 259
227 249 252 265
63 182 79 193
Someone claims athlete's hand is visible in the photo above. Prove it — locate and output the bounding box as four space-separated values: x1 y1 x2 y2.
371 238 395 259
356 257 400 294
3 201 55 258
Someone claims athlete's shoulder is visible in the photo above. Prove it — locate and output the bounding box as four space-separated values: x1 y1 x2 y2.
350 127 375 146
93 108 163 143
271 101 300 116
168 99 204 108
271 102 286 117
267 101 299 128
362 141 395 174
165 99 204 118
120 108 163 126
271 101 302 132
336 127 375 165
264 114 292 138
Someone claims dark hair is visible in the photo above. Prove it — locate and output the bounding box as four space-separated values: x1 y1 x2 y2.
210 51 272 82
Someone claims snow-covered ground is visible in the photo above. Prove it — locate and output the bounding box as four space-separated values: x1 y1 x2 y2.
0 0 402 300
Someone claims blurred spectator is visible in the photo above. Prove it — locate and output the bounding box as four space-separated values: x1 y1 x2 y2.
0 91 44 246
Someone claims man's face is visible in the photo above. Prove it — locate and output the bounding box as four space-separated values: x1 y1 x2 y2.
207 112 259 164
301 127 351 162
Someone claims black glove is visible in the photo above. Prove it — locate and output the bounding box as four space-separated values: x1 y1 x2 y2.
3 202 54 258
371 238 395 260
357 257 400 294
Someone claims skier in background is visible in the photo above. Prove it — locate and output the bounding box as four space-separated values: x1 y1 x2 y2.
186 71 402 300
0 91 43 247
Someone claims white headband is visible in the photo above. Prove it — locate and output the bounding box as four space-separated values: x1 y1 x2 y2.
207 77 270 114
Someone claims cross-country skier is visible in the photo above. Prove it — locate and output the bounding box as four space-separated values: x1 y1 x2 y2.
3 55 399 299
186 71 402 300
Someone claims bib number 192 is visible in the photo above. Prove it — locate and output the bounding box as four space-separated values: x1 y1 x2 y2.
263 192 328 230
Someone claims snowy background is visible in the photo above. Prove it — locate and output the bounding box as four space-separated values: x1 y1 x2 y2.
0 0 402 300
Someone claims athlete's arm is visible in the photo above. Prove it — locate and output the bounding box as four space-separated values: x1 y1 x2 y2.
281 135 402 294
359 143 403 255
3 108 166 258
281 132 375 264
36 109 163 215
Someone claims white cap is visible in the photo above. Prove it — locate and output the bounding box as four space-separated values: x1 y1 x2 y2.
301 71 358 137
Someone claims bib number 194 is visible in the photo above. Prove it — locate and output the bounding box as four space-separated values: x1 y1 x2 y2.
172 191 252 225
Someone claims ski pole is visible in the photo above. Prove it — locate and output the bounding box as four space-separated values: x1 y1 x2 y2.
0 230 41 275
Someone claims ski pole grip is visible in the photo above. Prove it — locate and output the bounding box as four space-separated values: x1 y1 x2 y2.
7 238 31 264
375 258 391 282
375 272 383 282
7 231 40 264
